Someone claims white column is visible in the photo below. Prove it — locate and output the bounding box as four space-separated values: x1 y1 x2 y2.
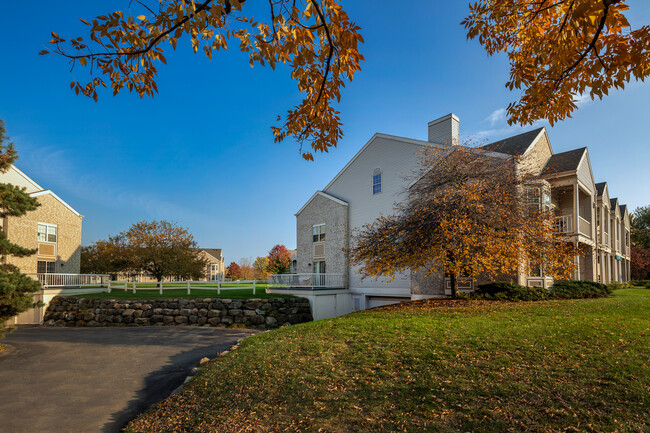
573 183 579 234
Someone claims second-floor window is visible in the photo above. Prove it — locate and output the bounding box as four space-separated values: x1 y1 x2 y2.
373 168 382 195
38 223 57 243
313 224 326 242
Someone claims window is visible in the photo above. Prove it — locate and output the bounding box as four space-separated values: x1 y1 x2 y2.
38 223 57 243
313 224 326 242
37 260 55 274
373 168 382 194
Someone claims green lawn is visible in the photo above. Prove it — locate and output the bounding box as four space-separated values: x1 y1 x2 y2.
72 284 289 300
126 289 649 433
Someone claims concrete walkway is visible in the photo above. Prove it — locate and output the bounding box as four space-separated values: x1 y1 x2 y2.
0 326 258 433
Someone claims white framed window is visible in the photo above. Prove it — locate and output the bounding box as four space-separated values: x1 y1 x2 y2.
37 260 56 274
312 224 326 242
38 223 57 243
372 168 382 195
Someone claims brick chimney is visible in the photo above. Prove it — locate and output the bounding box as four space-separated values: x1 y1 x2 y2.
428 113 459 145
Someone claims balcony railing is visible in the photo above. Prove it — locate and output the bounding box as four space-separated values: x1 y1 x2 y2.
554 215 573 234
27 273 111 288
268 273 346 289
578 217 591 236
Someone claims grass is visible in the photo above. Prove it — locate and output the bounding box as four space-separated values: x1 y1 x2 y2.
71 284 290 300
126 289 650 433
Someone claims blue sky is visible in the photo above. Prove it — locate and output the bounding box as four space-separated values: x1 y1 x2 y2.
1 1 649 265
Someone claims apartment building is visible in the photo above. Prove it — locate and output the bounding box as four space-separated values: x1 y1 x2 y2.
0 165 83 275
198 248 225 281
276 114 631 317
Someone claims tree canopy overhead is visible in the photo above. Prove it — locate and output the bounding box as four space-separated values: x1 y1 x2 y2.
463 0 649 126
45 0 364 161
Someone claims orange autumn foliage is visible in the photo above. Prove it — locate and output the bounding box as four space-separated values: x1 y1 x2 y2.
350 144 577 298
44 0 364 160
462 0 650 126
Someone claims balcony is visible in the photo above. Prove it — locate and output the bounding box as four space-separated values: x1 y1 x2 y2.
268 273 346 289
554 215 573 234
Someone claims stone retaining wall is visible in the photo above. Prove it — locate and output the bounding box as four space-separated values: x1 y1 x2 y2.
43 296 313 329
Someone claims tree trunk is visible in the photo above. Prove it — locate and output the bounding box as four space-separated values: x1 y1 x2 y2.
450 272 459 299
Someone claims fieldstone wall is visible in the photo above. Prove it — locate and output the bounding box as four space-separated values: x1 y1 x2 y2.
43 297 313 329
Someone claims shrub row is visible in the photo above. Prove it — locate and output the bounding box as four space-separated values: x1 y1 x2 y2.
630 280 650 289
470 280 618 302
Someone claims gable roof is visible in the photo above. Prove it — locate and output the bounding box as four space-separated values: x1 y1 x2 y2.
541 147 587 176
610 198 620 217
30 190 82 218
199 248 223 260
479 127 545 156
620 204 627 215
595 182 607 196
296 190 348 216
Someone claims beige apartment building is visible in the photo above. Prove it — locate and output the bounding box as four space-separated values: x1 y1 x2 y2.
0 165 82 275
274 114 631 319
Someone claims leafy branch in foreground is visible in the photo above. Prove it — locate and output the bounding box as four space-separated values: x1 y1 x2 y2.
463 0 650 126
44 0 364 160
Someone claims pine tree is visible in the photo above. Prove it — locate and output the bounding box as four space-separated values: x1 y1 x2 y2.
0 120 41 339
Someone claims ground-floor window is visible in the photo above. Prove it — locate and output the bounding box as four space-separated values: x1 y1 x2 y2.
37 260 55 274
313 261 326 274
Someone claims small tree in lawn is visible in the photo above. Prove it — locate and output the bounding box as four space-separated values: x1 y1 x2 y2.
253 256 270 280
93 220 207 282
267 245 292 274
350 144 577 299
80 235 133 276
226 262 242 280
0 120 42 339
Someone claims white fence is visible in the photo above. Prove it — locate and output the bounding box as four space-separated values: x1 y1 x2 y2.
268 273 345 289
107 280 261 296
28 273 111 288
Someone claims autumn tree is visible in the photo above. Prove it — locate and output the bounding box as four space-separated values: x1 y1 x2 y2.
238 257 255 280
226 261 242 279
630 247 650 280
45 0 364 160
350 145 577 298
80 235 133 276
463 0 649 126
0 120 42 339
89 220 207 281
267 244 292 274
253 256 269 280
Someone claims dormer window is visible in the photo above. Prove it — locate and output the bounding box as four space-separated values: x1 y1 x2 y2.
372 168 382 195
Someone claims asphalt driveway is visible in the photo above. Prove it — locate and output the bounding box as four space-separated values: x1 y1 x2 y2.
0 326 258 433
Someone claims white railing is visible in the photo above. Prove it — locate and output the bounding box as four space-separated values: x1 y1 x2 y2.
107 279 260 296
554 215 573 234
28 273 111 288
268 273 346 289
578 216 591 236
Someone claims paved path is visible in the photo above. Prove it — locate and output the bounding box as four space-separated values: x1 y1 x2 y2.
0 326 258 433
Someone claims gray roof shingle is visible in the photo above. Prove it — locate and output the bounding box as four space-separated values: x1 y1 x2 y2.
198 248 223 260
480 127 545 155
595 182 607 197
541 147 587 176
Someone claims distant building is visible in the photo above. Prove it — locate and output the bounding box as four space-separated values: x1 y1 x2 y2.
198 248 225 281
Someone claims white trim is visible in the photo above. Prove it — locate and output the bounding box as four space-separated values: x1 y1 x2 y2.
322 133 446 193
9 165 43 191
521 128 551 158
576 149 596 191
30 190 83 218
295 190 348 216
428 113 460 127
